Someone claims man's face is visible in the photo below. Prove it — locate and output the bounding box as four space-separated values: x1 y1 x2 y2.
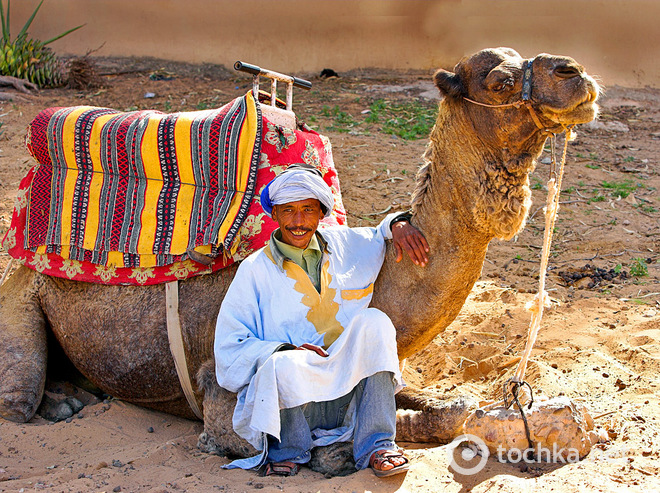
272 198 323 249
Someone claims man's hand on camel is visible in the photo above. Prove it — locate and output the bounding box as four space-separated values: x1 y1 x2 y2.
296 343 329 357
392 221 429 267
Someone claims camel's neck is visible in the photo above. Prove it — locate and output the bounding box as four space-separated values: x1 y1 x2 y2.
373 102 545 359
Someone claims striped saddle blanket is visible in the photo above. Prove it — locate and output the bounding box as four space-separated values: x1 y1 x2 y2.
3 92 346 285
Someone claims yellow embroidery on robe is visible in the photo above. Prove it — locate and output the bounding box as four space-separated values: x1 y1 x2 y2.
275 252 344 349
341 282 374 301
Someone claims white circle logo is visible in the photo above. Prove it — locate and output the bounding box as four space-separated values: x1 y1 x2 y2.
446 434 489 475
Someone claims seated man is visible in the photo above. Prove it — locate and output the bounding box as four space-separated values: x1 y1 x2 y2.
214 166 429 477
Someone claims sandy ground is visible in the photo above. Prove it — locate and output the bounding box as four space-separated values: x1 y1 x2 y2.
0 58 658 492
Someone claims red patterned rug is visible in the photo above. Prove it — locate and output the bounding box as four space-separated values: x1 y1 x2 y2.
3 93 346 285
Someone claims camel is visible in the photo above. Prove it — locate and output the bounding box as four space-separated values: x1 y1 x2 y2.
0 48 599 467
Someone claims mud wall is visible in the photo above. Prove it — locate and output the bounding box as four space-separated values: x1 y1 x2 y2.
11 0 660 87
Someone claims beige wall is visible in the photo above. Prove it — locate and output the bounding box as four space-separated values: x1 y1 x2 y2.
11 0 660 88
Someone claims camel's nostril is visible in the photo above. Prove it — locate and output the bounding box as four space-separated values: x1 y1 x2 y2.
554 65 581 79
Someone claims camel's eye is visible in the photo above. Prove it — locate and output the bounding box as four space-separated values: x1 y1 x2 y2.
492 78 514 93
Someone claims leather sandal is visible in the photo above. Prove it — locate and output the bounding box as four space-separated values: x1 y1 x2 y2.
263 460 300 477
369 448 410 477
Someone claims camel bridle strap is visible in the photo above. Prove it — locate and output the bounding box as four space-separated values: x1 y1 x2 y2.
463 58 550 132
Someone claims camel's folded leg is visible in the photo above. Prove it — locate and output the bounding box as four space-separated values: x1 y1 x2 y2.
0 267 48 422
395 386 478 443
196 360 258 459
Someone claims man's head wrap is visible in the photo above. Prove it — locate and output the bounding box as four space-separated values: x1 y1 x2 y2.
260 165 334 218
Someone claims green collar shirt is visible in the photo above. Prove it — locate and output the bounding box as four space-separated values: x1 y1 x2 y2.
270 229 326 292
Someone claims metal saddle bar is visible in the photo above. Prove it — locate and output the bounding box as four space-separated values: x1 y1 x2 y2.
234 61 312 111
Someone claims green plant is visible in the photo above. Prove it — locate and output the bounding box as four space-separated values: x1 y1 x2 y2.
382 101 436 140
365 99 387 123
585 163 600 170
601 180 639 199
588 194 606 203
629 258 648 277
362 99 436 140
531 179 543 190
0 0 83 87
322 105 359 133
623 156 635 162
614 264 622 274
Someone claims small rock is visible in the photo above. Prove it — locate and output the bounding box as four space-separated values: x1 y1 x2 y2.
144 92 156 98
112 459 123 468
643 309 657 318
113 487 122 492
584 120 630 132
147 426 155 433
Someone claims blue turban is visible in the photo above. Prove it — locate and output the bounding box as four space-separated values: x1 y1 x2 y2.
260 166 334 218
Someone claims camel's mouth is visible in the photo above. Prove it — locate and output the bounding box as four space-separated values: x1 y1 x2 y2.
540 87 600 126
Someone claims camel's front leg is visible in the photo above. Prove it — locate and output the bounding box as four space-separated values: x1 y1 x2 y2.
0 267 48 422
395 386 478 443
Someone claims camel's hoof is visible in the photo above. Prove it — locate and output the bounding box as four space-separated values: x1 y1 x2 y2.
0 390 40 423
309 442 356 477
464 396 597 460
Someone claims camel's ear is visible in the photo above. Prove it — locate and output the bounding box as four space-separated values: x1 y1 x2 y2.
433 69 464 98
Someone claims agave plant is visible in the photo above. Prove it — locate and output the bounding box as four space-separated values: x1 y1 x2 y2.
0 0 84 87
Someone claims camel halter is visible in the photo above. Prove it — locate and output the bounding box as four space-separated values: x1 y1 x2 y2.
463 58 553 133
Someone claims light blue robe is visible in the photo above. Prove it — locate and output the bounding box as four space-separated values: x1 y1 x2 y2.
214 215 403 468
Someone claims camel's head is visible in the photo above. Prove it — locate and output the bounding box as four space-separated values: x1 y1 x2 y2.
434 47 600 135
425 48 600 240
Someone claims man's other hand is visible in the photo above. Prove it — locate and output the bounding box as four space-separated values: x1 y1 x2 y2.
392 221 429 267
296 343 329 357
